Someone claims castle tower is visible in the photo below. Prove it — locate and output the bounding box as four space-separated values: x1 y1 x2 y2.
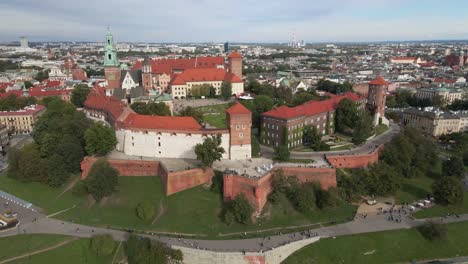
142 57 153 91
103 27 121 93
366 76 390 126
226 102 251 160
228 51 243 80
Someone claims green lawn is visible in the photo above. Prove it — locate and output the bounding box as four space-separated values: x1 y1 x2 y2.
10 238 113 264
283 221 468 264
1 175 356 238
374 124 389 136
0 175 82 214
195 103 230 128
0 235 68 261
395 176 434 204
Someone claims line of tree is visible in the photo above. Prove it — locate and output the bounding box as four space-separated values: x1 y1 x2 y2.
71 84 91 108
125 235 183 264
335 98 375 144
0 94 37 111
317 79 352 95
130 102 171 116
8 98 117 188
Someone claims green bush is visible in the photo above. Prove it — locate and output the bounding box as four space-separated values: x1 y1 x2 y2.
136 201 157 222
418 221 447 241
90 234 116 256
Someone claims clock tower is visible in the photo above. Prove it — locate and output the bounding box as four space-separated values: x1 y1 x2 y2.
103 27 121 93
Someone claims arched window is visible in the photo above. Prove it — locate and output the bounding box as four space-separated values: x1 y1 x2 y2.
108 54 112 60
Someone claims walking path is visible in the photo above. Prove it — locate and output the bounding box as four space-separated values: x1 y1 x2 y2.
0 237 77 264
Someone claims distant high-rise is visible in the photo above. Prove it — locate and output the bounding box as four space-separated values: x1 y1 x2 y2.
224 42 229 53
19 37 28 48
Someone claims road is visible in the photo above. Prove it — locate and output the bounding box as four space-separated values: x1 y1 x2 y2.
261 121 400 160
1 194 468 254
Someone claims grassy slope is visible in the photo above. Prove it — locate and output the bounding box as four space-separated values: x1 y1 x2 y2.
10 238 112 264
0 235 68 261
283 221 468 264
1 174 356 237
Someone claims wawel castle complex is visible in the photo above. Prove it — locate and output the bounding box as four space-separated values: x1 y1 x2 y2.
84 30 251 160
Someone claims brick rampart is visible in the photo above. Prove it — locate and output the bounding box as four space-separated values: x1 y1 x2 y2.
80 157 213 196
80 156 160 179
326 145 384 169
223 167 337 213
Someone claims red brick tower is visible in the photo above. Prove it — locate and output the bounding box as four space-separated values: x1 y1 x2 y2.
228 51 243 80
142 58 153 91
226 102 251 159
104 67 121 91
366 76 389 125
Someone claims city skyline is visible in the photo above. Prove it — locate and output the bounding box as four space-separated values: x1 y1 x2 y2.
1 0 468 43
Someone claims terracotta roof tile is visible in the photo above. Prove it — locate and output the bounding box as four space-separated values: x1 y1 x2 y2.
262 92 364 120
226 102 251 115
122 113 202 131
369 76 390 85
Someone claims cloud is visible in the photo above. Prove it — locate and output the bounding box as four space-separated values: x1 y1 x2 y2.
0 0 466 42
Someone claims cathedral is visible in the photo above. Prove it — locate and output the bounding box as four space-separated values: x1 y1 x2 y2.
102 29 244 100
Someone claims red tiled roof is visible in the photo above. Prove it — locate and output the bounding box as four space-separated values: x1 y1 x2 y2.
0 90 23 99
170 68 242 86
228 51 242 59
0 105 45 116
369 76 390 86
122 113 202 131
433 78 456 84
392 57 416 61
226 102 251 115
38 80 62 88
132 56 225 75
84 88 126 121
29 87 71 97
262 92 364 120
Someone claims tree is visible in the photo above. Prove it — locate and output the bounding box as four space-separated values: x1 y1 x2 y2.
292 92 319 106
191 84 212 98
223 194 253 225
221 81 232 100
86 159 119 201
130 102 171 116
47 154 70 187
71 84 91 107
352 110 375 144
195 135 225 167
442 156 465 178
7 143 48 183
179 106 203 124
274 145 290 161
84 122 117 156
210 170 224 193
90 234 116 256
303 125 329 151
35 70 49 82
335 98 358 133
418 221 447 241
251 133 261 157
432 176 464 205
24 81 33 89
136 201 157 222
126 235 182 264
253 95 274 113
289 184 316 214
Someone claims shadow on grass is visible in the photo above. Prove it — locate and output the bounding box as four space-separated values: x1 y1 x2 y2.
400 182 430 201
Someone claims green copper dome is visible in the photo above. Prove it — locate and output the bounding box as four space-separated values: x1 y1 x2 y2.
103 27 119 67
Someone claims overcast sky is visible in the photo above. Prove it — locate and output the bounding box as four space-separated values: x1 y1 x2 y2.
1 0 468 43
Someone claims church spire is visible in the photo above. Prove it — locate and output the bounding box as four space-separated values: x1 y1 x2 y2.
103 27 119 67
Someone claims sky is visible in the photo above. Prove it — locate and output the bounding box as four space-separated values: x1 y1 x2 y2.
1 0 468 43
